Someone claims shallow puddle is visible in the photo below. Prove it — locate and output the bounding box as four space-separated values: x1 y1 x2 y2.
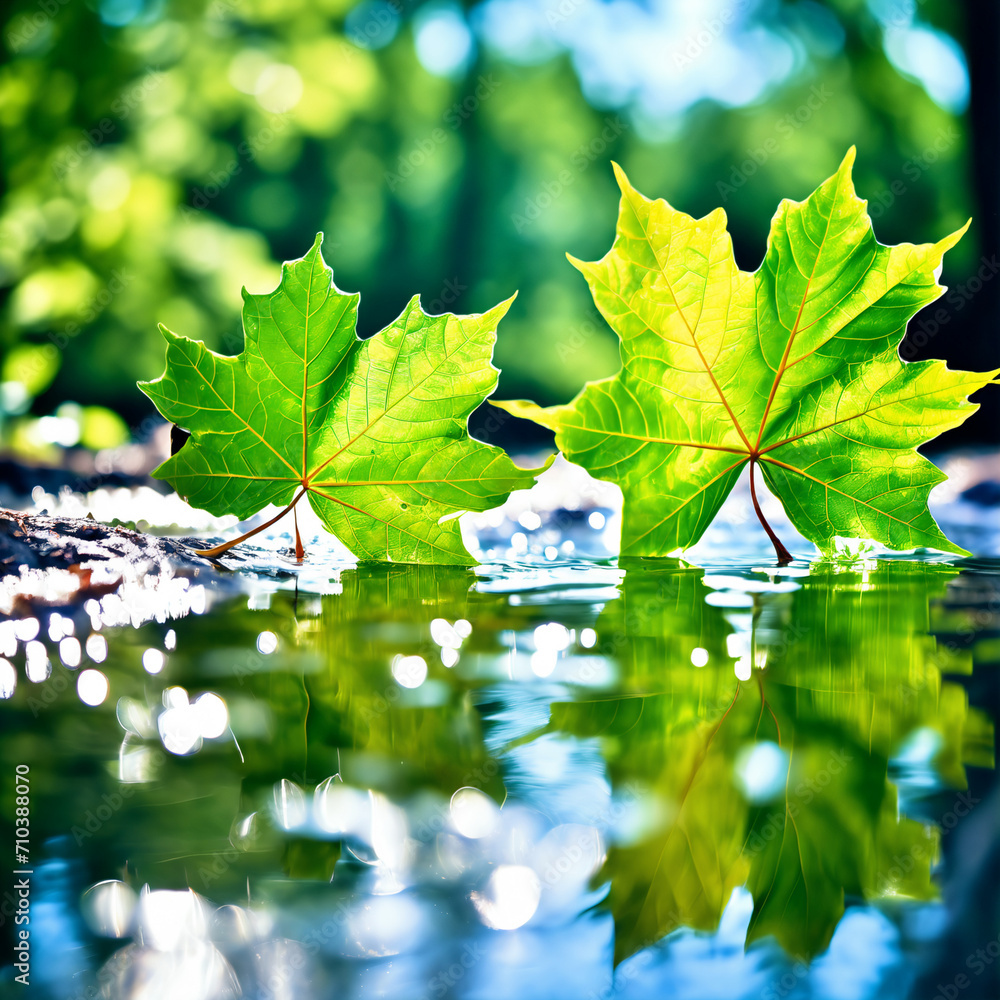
1 548 999 999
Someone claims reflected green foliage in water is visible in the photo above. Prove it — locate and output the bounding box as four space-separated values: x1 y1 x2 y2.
0 557 996 997
307 565 506 799
550 561 990 961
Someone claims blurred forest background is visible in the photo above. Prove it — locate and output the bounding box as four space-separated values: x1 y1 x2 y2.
1 0 998 471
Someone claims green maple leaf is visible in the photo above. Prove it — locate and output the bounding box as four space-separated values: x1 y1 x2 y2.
139 234 540 565
496 149 997 562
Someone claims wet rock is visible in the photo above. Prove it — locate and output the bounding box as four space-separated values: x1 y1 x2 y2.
0 507 214 577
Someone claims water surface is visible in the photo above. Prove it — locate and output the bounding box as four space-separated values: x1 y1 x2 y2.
1 551 998 999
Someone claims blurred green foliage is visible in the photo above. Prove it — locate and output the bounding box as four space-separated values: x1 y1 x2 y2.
0 0 988 461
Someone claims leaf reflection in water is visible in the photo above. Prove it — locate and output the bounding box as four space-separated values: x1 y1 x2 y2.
0 557 995 1000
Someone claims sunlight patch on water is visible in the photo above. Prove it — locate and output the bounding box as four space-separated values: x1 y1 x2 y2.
256 630 279 654
25 640 51 681
143 648 165 674
85 633 108 662
471 865 542 930
392 654 428 689
734 742 789 803
450 786 501 839
81 880 137 938
77 668 109 706
58 636 81 666
0 658 16 698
